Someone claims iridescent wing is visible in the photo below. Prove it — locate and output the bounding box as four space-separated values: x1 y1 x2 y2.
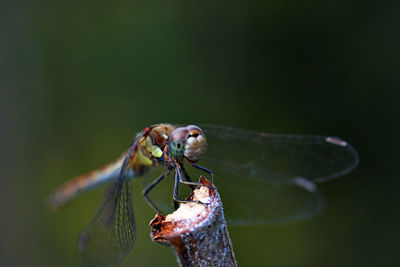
199 125 359 225
78 133 144 267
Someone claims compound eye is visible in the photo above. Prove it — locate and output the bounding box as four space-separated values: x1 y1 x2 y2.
169 125 206 162
184 126 206 162
186 125 203 136
170 127 189 142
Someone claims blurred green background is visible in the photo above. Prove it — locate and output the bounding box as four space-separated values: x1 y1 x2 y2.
1 0 399 266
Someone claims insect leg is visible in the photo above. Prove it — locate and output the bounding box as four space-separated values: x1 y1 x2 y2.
173 170 179 210
180 165 195 190
176 165 203 187
142 168 172 213
173 167 205 209
191 164 213 184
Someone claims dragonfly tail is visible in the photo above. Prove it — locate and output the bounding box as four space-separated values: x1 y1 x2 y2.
48 156 124 210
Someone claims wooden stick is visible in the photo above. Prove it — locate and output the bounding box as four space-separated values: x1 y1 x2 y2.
150 176 237 267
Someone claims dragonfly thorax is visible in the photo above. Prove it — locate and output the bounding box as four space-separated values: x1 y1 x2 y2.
169 125 206 163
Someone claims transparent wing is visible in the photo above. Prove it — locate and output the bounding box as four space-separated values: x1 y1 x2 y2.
78 138 141 267
219 173 324 225
201 124 359 185
196 124 359 225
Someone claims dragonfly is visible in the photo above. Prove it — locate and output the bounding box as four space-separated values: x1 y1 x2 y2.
48 123 359 267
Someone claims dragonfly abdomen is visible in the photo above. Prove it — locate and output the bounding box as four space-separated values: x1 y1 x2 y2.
48 155 125 209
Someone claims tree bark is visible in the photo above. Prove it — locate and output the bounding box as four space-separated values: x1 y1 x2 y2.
150 176 237 267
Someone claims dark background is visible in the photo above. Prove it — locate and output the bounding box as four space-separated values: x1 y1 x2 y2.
1 1 399 266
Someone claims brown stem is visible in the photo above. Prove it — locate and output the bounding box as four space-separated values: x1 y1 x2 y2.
150 176 237 267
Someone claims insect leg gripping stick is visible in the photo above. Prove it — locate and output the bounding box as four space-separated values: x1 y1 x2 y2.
150 176 237 267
